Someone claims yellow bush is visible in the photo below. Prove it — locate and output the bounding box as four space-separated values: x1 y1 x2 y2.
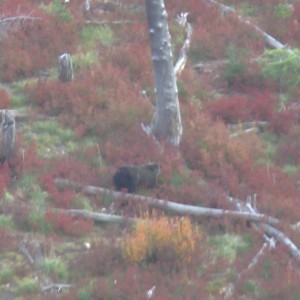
123 216 200 264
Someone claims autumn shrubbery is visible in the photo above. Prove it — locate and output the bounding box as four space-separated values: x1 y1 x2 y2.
0 88 10 108
204 90 276 124
0 3 82 81
44 211 93 236
276 125 300 165
271 108 300 135
124 215 200 266
27 64 153 137
181 104 264 194
187 4 264 62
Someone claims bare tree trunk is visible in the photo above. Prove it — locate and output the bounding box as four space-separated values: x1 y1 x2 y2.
144 0 182 146
0 110 15 164
58 53 74 83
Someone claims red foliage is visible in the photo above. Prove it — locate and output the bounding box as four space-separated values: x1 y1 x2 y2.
110 39 153 87
271 107 300 135
181 103 263 194
45 211 93 236
0 229 17 252
0 88 10 108
0 5 82 81
188 4 264 61
204 90 276 123
39 172 74 208
27 65 153 138
276 125 300 165
19 141 43 173
241 165 300 220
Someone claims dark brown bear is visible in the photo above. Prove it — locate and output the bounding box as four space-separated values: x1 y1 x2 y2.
113 163 160 193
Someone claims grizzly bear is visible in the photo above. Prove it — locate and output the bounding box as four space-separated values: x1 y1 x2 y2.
113 163 160 193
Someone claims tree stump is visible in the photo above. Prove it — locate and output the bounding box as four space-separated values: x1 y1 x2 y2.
58 53 74 82
0 110 15 164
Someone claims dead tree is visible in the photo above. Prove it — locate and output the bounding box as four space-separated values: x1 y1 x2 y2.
144 0 182 146
58 53 74 83
0 110 16 164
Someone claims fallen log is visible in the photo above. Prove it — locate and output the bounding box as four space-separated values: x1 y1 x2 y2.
54 178 281 227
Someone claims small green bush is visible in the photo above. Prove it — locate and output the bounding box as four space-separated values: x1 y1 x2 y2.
41 258 68 280
0 215 15 229
17 277 38 294
259 48 300 89
0 267 14 283
273 4 293 20
222 45 247 86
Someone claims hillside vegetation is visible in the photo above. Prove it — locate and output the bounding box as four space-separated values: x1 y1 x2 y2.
0 0 300 299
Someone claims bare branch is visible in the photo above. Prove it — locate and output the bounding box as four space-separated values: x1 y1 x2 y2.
85 20 136 26
42 284 73 293
174 12 193 75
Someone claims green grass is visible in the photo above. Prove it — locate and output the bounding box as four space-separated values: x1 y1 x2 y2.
209 233 253 263
25 120 77 158
283 164 298 176
77 288 91 300
72 196 93 211
2 191 15 203
0 215 15 229
0 267 14 284
73 51 99 72
239 2 257 16
16 175 52 232
81 25 115 49
10 93 28 108
41 258 69 280
17 277 38 294
42 0 72 21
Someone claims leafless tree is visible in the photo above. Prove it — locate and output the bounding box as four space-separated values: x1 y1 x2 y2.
144 0 182 146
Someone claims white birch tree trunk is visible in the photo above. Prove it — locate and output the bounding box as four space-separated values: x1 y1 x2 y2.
144 0 182 146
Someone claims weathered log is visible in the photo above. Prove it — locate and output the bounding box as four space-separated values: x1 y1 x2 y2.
58 53 74 83
54 178 300 264
54 178 281 226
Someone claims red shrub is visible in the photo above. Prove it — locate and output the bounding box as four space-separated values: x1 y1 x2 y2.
19 141 43 173
271 107 300 135
39 172 75 209
0 88 10 108
188 5 264 61
205 95 250 123
27 64 153 138
276 125 300 165
0 7 81 81
111 29 153 86
181 103 264 194
45 211 93 236
205 91 276 124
